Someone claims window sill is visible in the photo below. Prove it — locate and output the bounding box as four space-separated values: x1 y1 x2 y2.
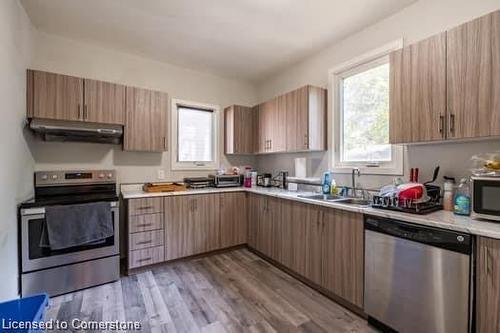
171 163 218 171
332 165 404 176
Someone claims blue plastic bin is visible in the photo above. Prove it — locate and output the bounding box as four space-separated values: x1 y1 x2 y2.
0 293 49 332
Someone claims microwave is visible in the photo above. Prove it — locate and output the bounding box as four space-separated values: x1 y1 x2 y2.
472 176 500 222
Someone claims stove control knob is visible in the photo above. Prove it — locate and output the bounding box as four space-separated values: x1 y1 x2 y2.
107 173 113 179
51 175 58 180
41 174 48 180
98 173 105 179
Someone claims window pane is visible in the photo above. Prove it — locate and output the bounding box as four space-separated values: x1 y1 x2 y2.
178 107 213 162
342 62 391 162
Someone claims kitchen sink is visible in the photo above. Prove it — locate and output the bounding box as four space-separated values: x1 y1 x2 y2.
297 194 371 206
297 194 345 201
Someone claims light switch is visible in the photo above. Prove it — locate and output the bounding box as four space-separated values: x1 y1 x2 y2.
157 169 165 180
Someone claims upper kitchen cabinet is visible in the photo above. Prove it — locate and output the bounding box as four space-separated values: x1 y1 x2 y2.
447 10 500 139
224 105 256 154
389 33 447 144
28 70 84 122
256 97 286 154
284 85 327 151
28 70 126 125
124 86 168 152
84 79 125 125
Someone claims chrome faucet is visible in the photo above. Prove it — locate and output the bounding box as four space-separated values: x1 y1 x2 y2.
351 167 361 197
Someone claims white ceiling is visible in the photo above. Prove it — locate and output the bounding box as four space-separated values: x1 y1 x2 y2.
21 0 415 82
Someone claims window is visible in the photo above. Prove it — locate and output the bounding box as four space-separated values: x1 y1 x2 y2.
171 99 219 170
330 40 404 175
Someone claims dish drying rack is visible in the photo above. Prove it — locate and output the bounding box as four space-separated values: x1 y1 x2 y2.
371 195 443 215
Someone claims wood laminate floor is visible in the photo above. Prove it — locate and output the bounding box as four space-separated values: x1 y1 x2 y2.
47 249 377 332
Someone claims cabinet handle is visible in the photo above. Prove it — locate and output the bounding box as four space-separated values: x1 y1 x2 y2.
449 114 455 135
84 104 88 120
136 240 153 245
137 223 153 228
304 134 308 147
163 137 167 149
487 249 493 276
136 206 153 210
439 115 444 135
137 257 152 262
269 140 272 150
78 104 81 119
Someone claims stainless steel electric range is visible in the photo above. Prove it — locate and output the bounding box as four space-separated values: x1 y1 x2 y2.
19 170 120 297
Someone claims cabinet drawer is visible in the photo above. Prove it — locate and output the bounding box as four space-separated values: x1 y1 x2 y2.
129 246 164 269
128 198 163 216
129 213 163 233
129 230 164 250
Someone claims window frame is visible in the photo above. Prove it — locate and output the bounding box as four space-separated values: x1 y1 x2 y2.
329 39 405 175
171 98 220 171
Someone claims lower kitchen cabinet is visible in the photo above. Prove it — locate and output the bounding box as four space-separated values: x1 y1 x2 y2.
321 208 364 308
127 197 165 270
219 192 247 248
164 194 220 260
477 236 500 333
281 200 322 284
248 194 282 261
247 196 364 308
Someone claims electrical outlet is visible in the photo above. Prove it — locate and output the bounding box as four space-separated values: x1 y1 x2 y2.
157 169 165 180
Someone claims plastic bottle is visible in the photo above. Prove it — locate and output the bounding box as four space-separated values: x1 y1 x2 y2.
330 179 338 195
454 178 471 216
322 172 331 194
442 177 455 211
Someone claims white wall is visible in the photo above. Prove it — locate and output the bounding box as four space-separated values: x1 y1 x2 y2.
0 0 35 301
256 0 500 189
29 32 258 183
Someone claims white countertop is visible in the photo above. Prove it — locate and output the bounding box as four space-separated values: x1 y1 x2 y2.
121 185 500 240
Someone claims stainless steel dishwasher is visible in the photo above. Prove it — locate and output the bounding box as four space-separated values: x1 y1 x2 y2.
364 215 472 333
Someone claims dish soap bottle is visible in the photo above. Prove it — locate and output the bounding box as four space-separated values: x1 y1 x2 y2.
322 172 331 194
330 178 339 195
454 178 471 216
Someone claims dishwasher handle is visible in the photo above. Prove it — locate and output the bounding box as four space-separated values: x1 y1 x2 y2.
365 215 471 255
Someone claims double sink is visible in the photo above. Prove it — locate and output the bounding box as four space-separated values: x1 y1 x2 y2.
297 194 371 206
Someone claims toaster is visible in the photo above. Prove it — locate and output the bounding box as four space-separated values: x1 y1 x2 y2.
209 174 243 188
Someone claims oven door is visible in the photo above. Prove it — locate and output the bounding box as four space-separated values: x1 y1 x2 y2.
20 201 120 272
472 178 500 221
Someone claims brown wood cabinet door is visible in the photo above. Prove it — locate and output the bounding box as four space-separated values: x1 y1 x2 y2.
164 196 192 260
247 194 258 248
284 85 326 152
195 194 220 253
256 100 273 153
31 70 84 121
447 10 500 139
305 204 323 285
306 86 327 151
284 89 304 151
273 96 286 153
280 200 317 279
253 196 281 261
220 192 247 248
224 105 255 154
280 200 322 284
84 79 125 125
321 208 364 307
125 86 168 152
164 194 219 260
477 236 500 333
389 33 447 144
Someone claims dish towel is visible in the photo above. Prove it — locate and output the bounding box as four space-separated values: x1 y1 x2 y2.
40 201 113 250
